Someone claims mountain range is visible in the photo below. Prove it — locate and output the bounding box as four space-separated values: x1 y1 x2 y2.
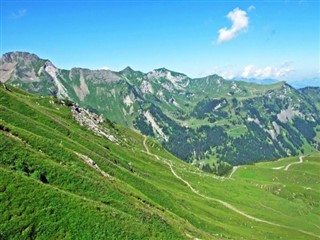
1 51 319 173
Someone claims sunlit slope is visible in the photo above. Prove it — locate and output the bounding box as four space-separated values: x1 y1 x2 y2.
2 52 319 166
0 85 319 239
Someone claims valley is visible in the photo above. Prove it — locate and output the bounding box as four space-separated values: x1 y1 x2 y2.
1 1 319 239
0 84 319 239
1 52 319 170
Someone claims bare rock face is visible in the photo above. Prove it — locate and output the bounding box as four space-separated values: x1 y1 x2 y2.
277 107 303 123
44 61 69 99
147 68 188 91
0 52 42 83
71 105 118 144
71 69 90 101
70 68 120 84
140 80 154 94
0 52 71 99
1 52 40 63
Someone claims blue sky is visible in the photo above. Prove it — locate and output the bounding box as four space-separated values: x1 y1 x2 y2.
1 0 319 86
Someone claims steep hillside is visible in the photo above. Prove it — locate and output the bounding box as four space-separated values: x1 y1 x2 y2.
1 52 319 167
1 83 320 239
300 87 320 111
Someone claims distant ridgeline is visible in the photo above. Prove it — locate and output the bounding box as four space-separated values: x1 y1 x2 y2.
1 52 319 168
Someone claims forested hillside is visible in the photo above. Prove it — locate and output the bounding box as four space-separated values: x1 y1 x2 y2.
1 52 319 168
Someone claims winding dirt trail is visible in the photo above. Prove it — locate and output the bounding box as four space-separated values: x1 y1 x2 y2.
228 166 239 178
142 136 319 239
272 156 304 171
284 156 304 171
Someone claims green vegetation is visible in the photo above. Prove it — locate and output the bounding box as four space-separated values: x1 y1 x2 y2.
2 52 319 166
0 84 319 239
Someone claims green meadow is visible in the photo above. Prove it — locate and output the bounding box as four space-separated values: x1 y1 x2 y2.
0 84 319 239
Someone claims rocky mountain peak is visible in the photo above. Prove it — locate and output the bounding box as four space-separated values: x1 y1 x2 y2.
119 66 136 75
1 51 41 63
148 68 188 85
44 60 57 69
153 67 187 77
154 67 170 73
123 66 134 72
1 52 47 83
206 74 223 80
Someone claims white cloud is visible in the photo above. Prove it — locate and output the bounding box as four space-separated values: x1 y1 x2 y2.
211 66 236 80
241 64 255 78
217 8 249 44
241 64 294 79
212 63 294 81
220 72 235 80
248 5 255 12
11 9 27 19
100 66 109 70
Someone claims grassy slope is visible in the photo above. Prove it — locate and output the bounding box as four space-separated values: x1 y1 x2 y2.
6 55 318 164
0 85 319 239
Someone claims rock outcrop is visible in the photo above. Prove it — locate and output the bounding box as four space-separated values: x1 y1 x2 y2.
71 104 118 144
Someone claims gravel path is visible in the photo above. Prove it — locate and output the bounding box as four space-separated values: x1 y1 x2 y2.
229 166 239 178
284 156 304 171
143 136 319 239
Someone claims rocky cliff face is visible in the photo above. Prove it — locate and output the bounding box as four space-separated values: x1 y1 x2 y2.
1 52 42 83
71 104 118 144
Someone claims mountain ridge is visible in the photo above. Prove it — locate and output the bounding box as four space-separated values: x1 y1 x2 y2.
1 51 319 168
0 51 290 86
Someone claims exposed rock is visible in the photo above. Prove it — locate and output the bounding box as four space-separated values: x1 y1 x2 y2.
71 105 118 144
124 94 135 106
147 68 186 83
73 69 90 101
266 129 277 140
110 88 116 98
231 82 237 90
147 68 187 90
156 90 166 102
277 107 303 123
231 82 242 93
144 110 168 142
75 152 114 180
163 83 174 92
247 116 262 127
70 68 120 84
129 105 134 115
214 103 222 110
0 62 16 82
0 52 42 83
272 121 281 135
44 61 69 98
140 80 154 94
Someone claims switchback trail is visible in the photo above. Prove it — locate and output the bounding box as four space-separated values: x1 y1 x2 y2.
284 156 304 171
272 156 304 171
142 136 320 239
